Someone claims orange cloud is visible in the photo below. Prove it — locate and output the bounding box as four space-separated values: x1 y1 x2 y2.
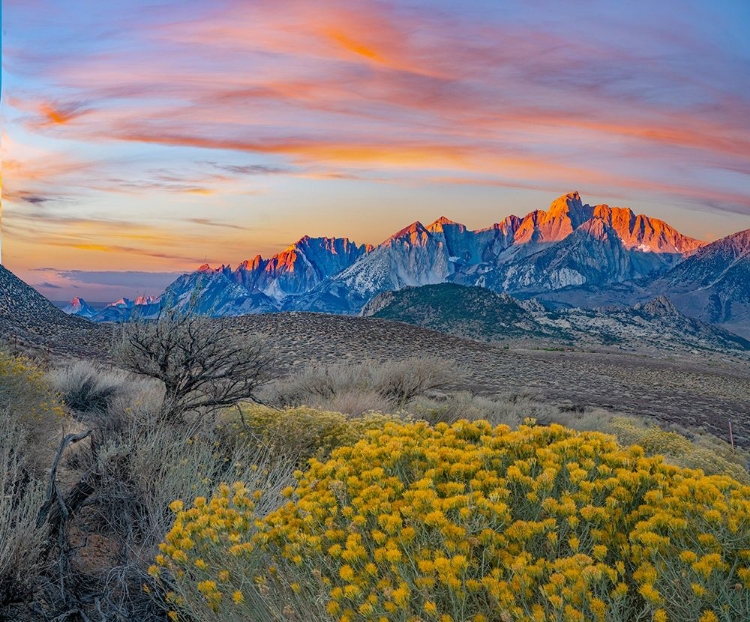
4 0 750 282
325 29 383 62
39 103 79 125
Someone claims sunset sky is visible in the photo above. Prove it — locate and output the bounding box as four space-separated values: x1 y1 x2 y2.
2 0 749 301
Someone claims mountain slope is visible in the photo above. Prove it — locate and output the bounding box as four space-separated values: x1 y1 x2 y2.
361 283 553 340
0 265 103 354
362 283 749 353
289 192 703 314
290 220 461 313
646 228 750 337
539 296 750 353
472 218 680 294
64 191 713 322
234 236 372 299
158 236 369 318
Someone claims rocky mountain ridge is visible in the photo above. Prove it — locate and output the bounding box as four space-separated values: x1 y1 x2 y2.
60 191 747 338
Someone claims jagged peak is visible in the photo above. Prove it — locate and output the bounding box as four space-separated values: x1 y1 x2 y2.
426 216 463 233
292 235 354 247
591 204 704 253
69 296 87 305
576 217 612 239
197 263 213 273
238 255 264 271
108 297 133 308
548 191 583 213
387 221 428 241
477 214 520 234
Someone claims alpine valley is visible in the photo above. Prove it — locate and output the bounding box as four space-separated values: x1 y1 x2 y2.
62 192 750 341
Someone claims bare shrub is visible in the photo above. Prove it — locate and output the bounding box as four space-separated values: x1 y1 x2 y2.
116 311 272 422
270 357 455 413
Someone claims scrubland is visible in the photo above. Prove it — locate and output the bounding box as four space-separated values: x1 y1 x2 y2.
1 316 749 621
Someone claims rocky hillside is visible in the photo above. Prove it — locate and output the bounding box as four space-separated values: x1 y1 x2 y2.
363 283 750 354
0 266 105 356
361 283 554 341
646 229 750 338
533 228 750 339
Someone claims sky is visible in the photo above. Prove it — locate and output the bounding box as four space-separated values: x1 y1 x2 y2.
2 0 749 301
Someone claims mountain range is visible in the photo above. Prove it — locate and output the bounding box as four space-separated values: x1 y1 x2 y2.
63 191 749 338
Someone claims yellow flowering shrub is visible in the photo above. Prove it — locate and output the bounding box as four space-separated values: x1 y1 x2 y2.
0 350 66 470
220 404 403 463
0 351 65 426
156 420 750 622
604 416 750 484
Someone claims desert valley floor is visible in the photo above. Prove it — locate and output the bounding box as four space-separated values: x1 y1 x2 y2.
230 313 750 447
11 306 748 449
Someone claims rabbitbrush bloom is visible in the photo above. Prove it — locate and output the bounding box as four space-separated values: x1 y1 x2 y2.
155 420 750 622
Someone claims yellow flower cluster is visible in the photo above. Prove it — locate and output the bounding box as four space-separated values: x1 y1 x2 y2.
157 420 750 622
151 483 260 617
0 351 65 425
606 416 750 484
220 404 403 464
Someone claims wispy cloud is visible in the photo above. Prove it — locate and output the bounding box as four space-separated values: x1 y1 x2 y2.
186 218 250 230
3 0 749 278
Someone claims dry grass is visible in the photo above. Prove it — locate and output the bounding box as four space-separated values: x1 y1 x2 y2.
222 404 404 465
0 408 48 610
408 390 558 428
47 360 132 417
267 357 456 414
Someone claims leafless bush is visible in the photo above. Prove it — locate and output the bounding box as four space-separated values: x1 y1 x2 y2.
270 357 456 413
116 311 272 422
